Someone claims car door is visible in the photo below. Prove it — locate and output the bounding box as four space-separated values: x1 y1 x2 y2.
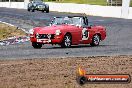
69 26 82 45
72 26 89 44
79 17 90 44
82 28 89 40
70 17 90 44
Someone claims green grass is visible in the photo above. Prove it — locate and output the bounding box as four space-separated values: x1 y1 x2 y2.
45 0 132 6
0 23 26 40
130 0 132 7
45 0 107 5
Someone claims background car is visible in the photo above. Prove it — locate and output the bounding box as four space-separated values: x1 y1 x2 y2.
27 0 49 13
29 16 106 48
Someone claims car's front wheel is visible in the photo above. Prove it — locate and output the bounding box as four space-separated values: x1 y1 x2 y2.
27 8 30 11
30 7 35 12
61 34 72 48
32 42 42 49
42 10 45 13
45 5 49 13
46 9 49 13
90 34 100 46
31 9 35 12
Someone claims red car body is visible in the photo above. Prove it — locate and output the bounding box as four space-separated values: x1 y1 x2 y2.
29 16 106 48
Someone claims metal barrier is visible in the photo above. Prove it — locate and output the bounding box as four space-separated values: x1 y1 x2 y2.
0 1 131 19
107 0 122 6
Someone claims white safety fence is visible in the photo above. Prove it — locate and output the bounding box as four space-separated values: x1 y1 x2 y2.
46 2 122 18
128 8 132 19
0 2 27 9
0 2 132 19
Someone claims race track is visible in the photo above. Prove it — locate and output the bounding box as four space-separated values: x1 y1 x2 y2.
0 7 132 59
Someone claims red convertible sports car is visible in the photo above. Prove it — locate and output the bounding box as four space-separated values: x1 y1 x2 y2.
29 16 106 48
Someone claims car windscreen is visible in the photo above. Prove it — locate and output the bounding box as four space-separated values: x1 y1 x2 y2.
33 0 43 4
52 17 82 26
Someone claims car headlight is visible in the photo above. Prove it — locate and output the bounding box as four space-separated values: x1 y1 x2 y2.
55 30 61 35
36 33 39 39
33 4 37 7
29 29 34 34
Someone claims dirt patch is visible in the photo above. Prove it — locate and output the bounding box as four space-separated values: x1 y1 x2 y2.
0 56 132 88
0 23 26 40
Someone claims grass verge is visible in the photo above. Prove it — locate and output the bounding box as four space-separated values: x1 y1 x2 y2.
45 0 107 5
45 0 132 6
0 23 26 40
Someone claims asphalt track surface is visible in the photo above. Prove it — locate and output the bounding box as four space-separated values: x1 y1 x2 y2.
0 7 132 59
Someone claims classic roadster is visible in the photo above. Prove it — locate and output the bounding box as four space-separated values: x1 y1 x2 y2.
29 16 106 48
27 0 49 13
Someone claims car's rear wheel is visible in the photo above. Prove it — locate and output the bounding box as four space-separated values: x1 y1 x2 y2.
90 34 100 46
61 34 72 48
32 42 42 49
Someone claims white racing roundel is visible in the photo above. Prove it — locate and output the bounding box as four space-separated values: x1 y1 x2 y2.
82 28 89 40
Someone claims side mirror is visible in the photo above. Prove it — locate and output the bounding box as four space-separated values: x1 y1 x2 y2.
88 25 92 29
77 25 82 28
76 24 82 28
88 23 93 29
88 26 91 29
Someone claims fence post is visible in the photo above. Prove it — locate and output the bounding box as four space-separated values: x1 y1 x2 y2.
24 0 30 9
9 0 11 8
121 0 130 18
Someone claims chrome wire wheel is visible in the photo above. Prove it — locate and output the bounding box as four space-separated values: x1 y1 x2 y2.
61 34 72 48
64 36 71 47
93 34 100 45
90 34 100 46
